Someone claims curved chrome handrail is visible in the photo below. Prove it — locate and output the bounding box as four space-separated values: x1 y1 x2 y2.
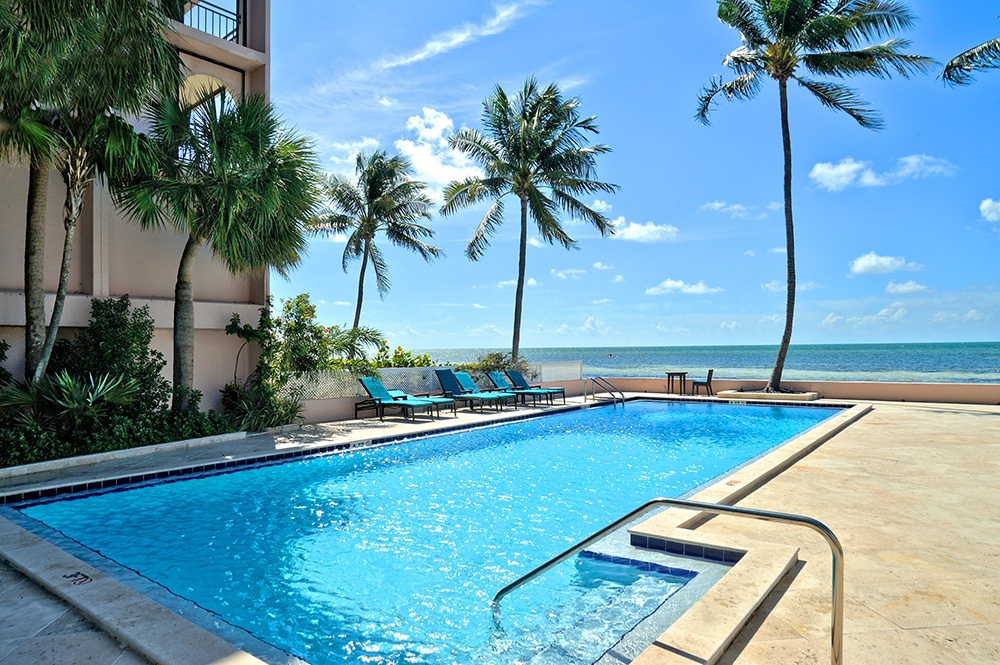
587 376 625 405
492 497 844 665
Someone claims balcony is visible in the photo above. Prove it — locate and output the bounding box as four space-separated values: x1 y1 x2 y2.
182 1 245 46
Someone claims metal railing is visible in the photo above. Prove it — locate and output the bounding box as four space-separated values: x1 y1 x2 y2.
493 497 844 665
183 1 243 44
585 376 625 405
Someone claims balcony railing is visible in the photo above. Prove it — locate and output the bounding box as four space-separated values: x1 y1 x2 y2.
182 1 244 45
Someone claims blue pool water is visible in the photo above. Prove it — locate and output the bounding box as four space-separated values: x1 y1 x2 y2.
22 401 838 664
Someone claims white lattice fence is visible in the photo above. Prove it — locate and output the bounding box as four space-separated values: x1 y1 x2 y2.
534 361 583 382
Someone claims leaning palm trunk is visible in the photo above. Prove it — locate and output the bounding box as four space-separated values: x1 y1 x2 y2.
511 196 529 363
767 79 796 392
24 151 49 379
353 242 369 329
172 233 202 412
33 147 92 382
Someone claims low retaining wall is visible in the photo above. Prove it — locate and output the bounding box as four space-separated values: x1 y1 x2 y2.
605 377 1000 406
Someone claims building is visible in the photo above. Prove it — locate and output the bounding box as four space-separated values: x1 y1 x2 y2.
0 0 271 410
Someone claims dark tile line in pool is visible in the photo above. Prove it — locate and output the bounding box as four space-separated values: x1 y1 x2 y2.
630 534 744 564
579 549 698 580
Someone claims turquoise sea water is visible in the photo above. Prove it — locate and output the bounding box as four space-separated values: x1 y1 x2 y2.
419 342 1000 383
22 402 837 665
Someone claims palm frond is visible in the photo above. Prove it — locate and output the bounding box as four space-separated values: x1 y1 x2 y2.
465 198 506 261
718 0 771 46
695 71 763 124
794 76 884 129
943 35 1000 85
368 243 391 297
804 40 935 78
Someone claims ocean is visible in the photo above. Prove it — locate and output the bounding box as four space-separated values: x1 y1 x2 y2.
416 342 1000 384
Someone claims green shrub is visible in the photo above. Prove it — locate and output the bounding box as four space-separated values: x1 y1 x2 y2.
453 352 534 384
0 370 140 431
0 340 12 387
372 341 437 368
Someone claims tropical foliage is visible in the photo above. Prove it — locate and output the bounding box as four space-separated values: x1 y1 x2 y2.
0 0 181 382
442 77 618 361
309 150 441 328
114 93 324 411
452 351 534 385
696 0 932 391
943 23 1000 84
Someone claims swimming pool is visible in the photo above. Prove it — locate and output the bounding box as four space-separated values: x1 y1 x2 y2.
19 400 839 664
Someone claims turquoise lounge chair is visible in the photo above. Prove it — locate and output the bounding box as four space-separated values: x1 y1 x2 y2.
505 369 565 404
486 370 552 406
434 369 509 411
387 389 456 417
454 371 518 409
358 376 436 421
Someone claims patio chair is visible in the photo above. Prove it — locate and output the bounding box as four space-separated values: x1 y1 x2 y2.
387 389 456 418
486 370 552 406
358 376 436 421
692 369 715 396
434 368 508 411
454 371 518 410
505 369 565 404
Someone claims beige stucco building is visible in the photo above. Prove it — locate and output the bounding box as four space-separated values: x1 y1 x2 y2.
0 1 272 410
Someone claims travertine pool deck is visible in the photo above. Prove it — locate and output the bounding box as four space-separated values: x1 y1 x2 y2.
1 396 998 664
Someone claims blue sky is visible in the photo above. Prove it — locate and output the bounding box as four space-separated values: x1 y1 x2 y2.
269 1 999 349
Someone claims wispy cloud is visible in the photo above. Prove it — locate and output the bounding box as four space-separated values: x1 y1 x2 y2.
699 200 766 219
810 155 957 192
377 2 541 69
612 275 624 283
981 198 1000 223
849 251 922 275
611 217 679 243
744 249 757 257
591 199 613 213
551 268 586 280
529 237 545 248
885 280 927 294
645 279 724 295
498 277 538 288
769 247 786 254
762 280 782 293
821 304 908 327
593 261 614 270
591 298 613 304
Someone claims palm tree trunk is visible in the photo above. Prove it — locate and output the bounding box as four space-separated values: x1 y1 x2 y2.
172 232 202 412
32 152 89 383
24 151 49 379
511 195 529 363
767 78 796 392
353 241 369 329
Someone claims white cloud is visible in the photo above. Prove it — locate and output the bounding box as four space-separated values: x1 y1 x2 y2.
932 309 985 323
699 201 765 219
610 217 679 243
529 237 545 248
551 268 586 280
580 316 611 334
744 250 756 257
394 108 482 201
980 198 1000 223
766 201 782 210
377 2 539 69
820 313 843 327
331 301 351 306
463 322 505 336
593 261 614 270
798 281 822 292
769 247 786 254
326 136 380 166
759 314 781 325
526 277 539 287
645 279 724 295
849 251 922 275
591 199 613 213
810 155 956 192
612 275 624 283
720 321 739 331
472 303 487 309
376 96 396 107
762 280 783 293
885 280 928 295
497 277 539 288
823 304 908 327
591 298 613 305
320 233 349 244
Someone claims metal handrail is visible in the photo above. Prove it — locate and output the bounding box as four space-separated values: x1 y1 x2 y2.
183 1 243 44
587 376 625 405
492 497 844 665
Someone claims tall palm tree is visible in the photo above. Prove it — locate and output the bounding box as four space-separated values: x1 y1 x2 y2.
696 0 932 391
943 25 1000 84
114 93 323 411
309 150 440 329
0 0 181 382
441 78 618 362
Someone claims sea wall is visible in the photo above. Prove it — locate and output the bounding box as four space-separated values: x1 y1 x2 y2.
607 377 1000 406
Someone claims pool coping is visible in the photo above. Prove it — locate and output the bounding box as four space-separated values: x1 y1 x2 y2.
0 396 871 665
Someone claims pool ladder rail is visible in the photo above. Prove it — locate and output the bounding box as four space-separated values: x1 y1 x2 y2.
585 376 625 405
492 497 845 665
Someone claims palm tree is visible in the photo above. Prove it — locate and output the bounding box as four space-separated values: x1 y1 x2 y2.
943 26 1000 84
309 151 440 329
114 93 323 411
0 0 181 382
441 78 618 362
696 0 932 391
